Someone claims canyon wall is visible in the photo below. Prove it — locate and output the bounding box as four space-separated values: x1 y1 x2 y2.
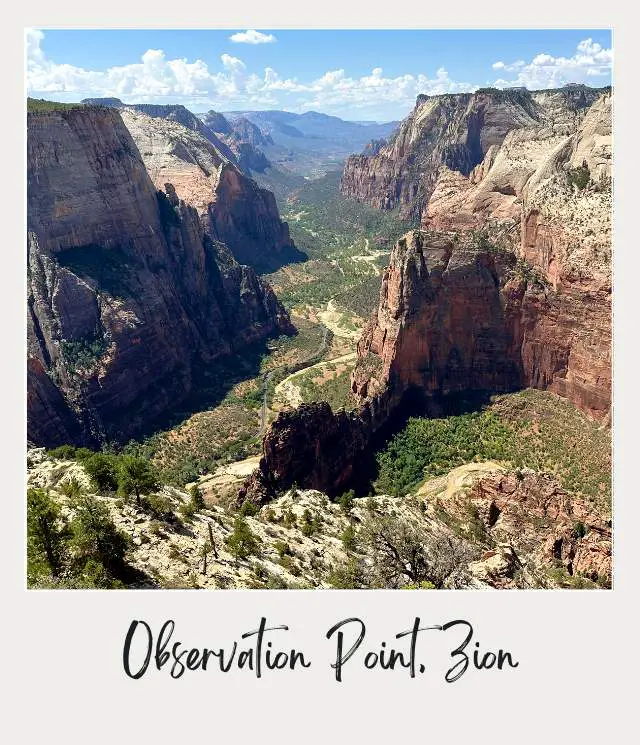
27 105 292 447
341 86 605 220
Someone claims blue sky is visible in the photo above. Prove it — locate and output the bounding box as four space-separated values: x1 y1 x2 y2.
27 29 612 121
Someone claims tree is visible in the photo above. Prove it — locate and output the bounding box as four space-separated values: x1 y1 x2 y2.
189 484 205 512
359 514 477 588
339 490 355 515
27 488 67 577
83 453 119 493
69 494 129 582
225 517 261 563
117 455 159 504
341 523 357 553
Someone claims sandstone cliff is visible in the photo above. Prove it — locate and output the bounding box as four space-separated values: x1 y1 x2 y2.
119 108 295 270
244 91 611 502
341 86 606 220
27 105 292 447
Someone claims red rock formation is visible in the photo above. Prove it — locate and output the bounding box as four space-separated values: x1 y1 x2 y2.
466 470 612 585
239 403 367 505
27 106 293 447
352 229 611 422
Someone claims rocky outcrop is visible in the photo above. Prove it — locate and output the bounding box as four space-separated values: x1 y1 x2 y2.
353 91 611 423
27 105 293 447
119 108 296 270
239 402 368 504
341 86 606 220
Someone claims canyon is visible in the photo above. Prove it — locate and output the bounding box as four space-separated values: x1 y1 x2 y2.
242 86 611 504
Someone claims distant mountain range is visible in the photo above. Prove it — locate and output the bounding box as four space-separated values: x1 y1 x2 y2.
222 109 399 158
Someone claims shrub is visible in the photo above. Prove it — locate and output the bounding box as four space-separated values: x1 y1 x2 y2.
27 488 67 579
117 455 160 503
341 524 357 552
69 494 130 584
47 445 77 460
339 490 355 514
567 160 590 190
274 540 291 559
188 484 206 511
572 521 589 539
58 477 84 499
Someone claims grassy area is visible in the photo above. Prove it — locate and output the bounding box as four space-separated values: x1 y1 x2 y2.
266 172 412 315
122 318 329 485
374 389 611 509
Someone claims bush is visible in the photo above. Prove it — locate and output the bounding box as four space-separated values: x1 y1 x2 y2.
47 445 77 460
341 524 357 552
572 521 589 539
188 484 206 511
567 160 590 190
27 488 67 579
117 455 159 503
58 477 84 499
69 494 130 584
339 490 355 514
274 540 291 559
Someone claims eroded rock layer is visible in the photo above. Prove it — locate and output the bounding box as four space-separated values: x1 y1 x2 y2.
27 106 292 446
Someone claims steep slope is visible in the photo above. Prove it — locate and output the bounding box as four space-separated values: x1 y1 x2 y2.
241 91 611 504
341 86 605 220
27 105 292 447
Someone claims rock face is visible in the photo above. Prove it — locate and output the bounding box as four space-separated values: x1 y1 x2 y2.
352 226 611 423
353 90 612 423
341 86 606 220
27 105 293 447
239 403 368 504
119 108 295 270
201 111 273 174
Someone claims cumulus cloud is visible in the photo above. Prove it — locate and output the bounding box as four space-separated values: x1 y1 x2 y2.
25 30 611 119
229 30 276 45
25 29 477 117
492 38 612 89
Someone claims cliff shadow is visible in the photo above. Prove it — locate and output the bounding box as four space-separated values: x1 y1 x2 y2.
347 387 515 497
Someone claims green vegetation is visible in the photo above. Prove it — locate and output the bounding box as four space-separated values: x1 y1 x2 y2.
117 455 160 503
567 160 591 190
27 487 130 589
374 389 611 507
61 334 108 372
225 517 261 562
27 98 86 113
375 411 513 496
294 362 357 412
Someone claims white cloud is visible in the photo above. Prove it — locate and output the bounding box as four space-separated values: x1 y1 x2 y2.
229 30 276 45
26 30 478 118
492 38 612 89
26 30 611 120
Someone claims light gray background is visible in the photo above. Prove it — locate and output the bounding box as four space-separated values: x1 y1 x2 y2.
6 4 637 742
